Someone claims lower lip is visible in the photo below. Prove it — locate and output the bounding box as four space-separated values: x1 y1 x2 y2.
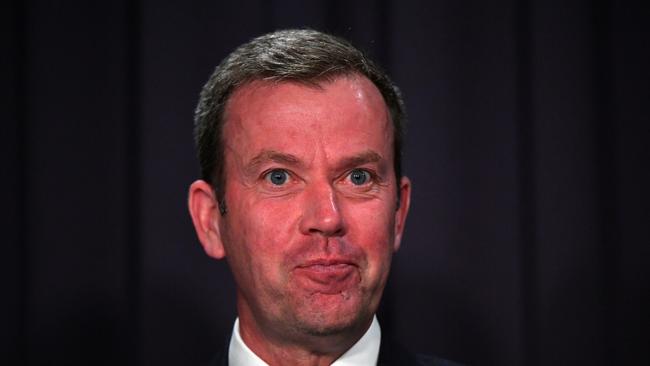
293 264 358 294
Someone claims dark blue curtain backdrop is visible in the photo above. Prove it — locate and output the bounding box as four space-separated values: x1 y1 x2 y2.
3 0 649 365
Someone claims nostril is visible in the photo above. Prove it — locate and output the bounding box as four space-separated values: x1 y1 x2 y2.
309 217 343 234
304 210 344 236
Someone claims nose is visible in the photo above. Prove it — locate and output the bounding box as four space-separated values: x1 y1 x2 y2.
299 182 345 237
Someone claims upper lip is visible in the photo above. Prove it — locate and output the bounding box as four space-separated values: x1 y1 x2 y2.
297 258 356 268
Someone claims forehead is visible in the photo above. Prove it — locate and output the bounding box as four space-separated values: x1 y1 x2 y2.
222 75 393 162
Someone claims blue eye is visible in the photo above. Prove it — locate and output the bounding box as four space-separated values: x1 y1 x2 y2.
349 169 370 185
266 169 289 185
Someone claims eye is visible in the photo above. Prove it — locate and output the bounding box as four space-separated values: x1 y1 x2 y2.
265 169 289 185
348 169 371 185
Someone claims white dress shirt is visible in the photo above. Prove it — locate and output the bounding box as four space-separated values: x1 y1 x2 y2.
228 315 381 366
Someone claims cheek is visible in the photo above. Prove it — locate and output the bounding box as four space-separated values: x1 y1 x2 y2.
348 197 396 237
344 203 396 271
225 198 299 276
247 200 299 249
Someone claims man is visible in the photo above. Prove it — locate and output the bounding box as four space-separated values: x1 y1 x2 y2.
188 29 459 366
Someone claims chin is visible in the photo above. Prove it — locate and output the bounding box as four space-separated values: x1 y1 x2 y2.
292 292 373 337
296 316 361 337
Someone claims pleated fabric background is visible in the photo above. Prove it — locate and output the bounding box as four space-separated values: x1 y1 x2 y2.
3 0 648 365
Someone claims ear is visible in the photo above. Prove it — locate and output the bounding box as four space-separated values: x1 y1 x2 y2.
188 180 226 259
392 176 411 252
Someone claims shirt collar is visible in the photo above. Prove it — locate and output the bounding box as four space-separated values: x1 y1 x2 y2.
228 316 381 366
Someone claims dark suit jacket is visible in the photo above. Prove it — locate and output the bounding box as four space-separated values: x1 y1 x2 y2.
206 336 464 366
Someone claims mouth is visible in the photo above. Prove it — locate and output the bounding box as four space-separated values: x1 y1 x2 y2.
293 259 359 294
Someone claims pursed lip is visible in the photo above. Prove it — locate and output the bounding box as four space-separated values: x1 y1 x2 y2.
297 258 357 268
293 258 359 293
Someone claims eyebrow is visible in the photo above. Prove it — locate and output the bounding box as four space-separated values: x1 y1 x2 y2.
244 149 384 175
245 150 303 174
335 150 383 171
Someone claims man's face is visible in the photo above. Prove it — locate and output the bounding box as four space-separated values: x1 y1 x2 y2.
217 74 410 341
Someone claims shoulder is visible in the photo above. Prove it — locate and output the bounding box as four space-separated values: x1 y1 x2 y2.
205 352 227 366
378 337 465 366
416 354 466 366
204 342 229 366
